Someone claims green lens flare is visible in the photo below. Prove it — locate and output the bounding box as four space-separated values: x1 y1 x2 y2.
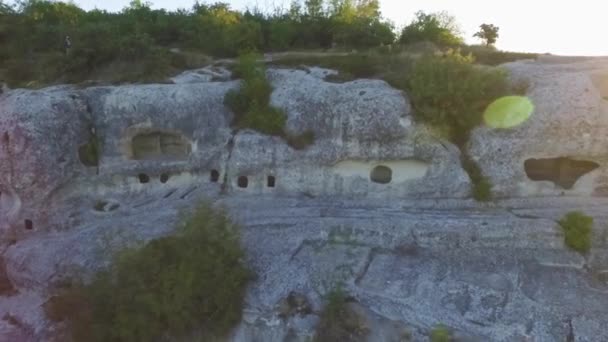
484 96 534 129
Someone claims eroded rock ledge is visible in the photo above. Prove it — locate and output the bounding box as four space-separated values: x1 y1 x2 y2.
1 58 608 341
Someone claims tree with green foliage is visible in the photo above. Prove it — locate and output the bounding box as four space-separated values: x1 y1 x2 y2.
45 204 252 342
558 211 593 254
305 0 325 18
474 23 499 46
0 0 396 86
399 11 463 47
330 0 394 48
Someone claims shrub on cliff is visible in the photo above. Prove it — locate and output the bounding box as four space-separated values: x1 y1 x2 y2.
558 211 593 253
406 51 509 201
224 53 286 135
407 50 509 145
430 324 451 342
45 204 252 342
314 286 369 342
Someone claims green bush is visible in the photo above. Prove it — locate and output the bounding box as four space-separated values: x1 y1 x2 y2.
406 51 509 145
314 287 368 342
430 324 451 342
45 204 252 342
461 155 492 202
406 51 509 201
399 11 463 48
243 104 287 135
558 211 593 253
225 53 286 136
472 177 492 202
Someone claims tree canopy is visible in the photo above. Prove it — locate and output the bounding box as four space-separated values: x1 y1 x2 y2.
399 11 463 47
0 0 398 86
474 23 499 46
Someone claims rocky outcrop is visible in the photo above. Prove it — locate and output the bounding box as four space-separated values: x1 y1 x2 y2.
1 59 608 341
469 57 608 197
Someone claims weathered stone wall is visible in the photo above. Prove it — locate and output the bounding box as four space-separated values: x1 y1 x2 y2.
1 60 608 341
469 58 608 197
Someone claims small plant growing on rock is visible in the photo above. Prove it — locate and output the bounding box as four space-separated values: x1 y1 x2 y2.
461 155 492 202
314 286 369 342
45 204 252 342
559 211 593 253
430 324 451 342
224 53 286 135
225 53 316 149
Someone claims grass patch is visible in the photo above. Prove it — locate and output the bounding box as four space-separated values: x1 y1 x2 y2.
430 324 451 342
45 204 252 342
314 286 369 342
460 45 538 66
558 211 593 254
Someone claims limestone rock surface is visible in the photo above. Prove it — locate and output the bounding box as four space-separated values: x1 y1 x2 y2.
1 60 608 341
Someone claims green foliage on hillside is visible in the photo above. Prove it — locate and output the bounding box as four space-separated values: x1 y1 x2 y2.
400 11 463 47
0 0 395 87
225 53 316 149
224 53 286 135
405 51 515 201
0 1 536 88
558 211 593 253
406 51 510 144
45 204 252 342
460 45 538 66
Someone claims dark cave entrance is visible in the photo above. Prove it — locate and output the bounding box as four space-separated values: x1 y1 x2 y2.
370 165 392 184
524 157 599 189
237 176 248 188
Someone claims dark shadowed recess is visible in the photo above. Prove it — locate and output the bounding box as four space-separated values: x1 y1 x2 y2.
524 157 600 189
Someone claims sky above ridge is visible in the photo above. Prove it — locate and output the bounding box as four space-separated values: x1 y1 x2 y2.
27 0 608 56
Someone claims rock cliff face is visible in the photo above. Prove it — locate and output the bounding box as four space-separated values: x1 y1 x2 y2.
1 58 608 341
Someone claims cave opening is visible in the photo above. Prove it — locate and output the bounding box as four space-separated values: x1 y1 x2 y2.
138 173 150 184
524 157 600 189
267 175 276 188
210 170 220 183
24 219 33 230
131 131 191 160
237 176 248 188
370 165 393 184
